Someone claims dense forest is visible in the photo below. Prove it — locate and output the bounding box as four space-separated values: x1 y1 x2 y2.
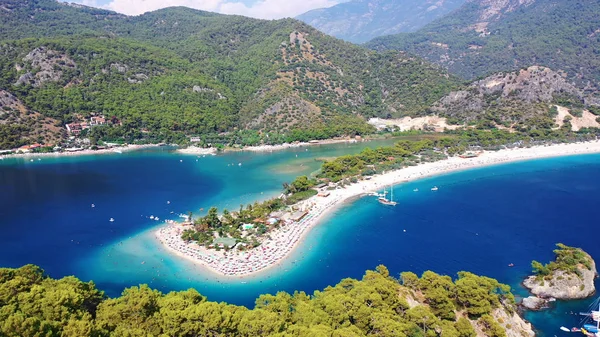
0 0 459 149
531 243 594 279
0 264 525 337
366 0 600 90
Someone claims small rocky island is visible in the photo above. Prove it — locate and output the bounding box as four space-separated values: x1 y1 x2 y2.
522 243 597 310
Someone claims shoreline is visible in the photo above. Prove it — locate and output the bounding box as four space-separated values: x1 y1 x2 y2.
155 140 600 278
0 144 165 160
237 138 362 153
175 137 366 155
2 136 374 159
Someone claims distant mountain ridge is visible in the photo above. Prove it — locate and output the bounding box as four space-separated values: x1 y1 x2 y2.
297 0 466 43
366 0 600 91
0 0 459 149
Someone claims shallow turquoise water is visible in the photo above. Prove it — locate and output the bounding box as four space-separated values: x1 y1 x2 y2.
1 144 599 336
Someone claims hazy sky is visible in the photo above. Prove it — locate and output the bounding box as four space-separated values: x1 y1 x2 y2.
62 0 344 19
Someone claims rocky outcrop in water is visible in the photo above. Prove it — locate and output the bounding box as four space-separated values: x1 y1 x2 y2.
523 245 597 302
521 296 550 311
523 267 596 300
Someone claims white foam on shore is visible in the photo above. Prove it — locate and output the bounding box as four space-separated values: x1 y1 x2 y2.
156 140 600 278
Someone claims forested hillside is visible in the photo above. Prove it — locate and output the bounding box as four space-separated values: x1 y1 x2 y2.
0 264 534 337
366 0 600 90
0 0 459 149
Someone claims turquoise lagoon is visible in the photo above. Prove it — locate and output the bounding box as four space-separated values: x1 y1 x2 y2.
1 141 600 336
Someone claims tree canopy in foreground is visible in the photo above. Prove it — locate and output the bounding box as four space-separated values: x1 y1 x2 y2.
0 264 520 337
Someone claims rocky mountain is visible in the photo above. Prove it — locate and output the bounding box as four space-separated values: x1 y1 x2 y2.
0 89 62 149
297 0 466 43
366 0 600 91
430 66 600 131
0 0 459 149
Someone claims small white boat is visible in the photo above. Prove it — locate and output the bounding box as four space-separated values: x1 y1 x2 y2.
180 159 183 163
30 159 34 162
91 204 95 208
413 188 419 192
109 218 114 222
113 149 122 154
155 217 160 221
150 215 155 220
431 186 439 191
167 201 170 204
238 162 242 166
560 327 570 332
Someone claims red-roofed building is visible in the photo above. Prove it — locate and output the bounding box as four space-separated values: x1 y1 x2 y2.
18 143 42 152
66 122 90 135
66 123 82 135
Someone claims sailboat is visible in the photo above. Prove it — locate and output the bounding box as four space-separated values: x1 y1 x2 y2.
378 185 397 206
569 297 600 336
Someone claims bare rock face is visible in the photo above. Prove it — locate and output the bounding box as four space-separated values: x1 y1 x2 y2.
521 296 549 311
492 307 535 337
0 90 25 117
110 63 129 73
523 247 597 300
127 73 149 84
15 47 76 87
471 306 535 337
474 66 578 103
433 66 590 124
523 265 596 300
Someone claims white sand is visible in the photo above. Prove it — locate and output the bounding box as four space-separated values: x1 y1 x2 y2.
238 138 360 153
157 140 600 278
175 146 218 155
0 144 159 159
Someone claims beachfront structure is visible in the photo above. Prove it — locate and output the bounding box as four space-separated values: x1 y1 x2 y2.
18 143 42 153
318 191 331 197
213 237 237 249
290 211 308 222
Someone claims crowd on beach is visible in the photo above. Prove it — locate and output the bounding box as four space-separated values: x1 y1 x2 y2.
157 140 600 277
155 197 340 276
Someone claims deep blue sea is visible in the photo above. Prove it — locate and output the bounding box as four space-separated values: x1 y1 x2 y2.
1 143 599 337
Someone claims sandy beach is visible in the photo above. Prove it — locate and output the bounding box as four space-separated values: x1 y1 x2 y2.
239 138 360 152
175 146 218 155
176 138 363 155
0 144 162 160
155 140 600 278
